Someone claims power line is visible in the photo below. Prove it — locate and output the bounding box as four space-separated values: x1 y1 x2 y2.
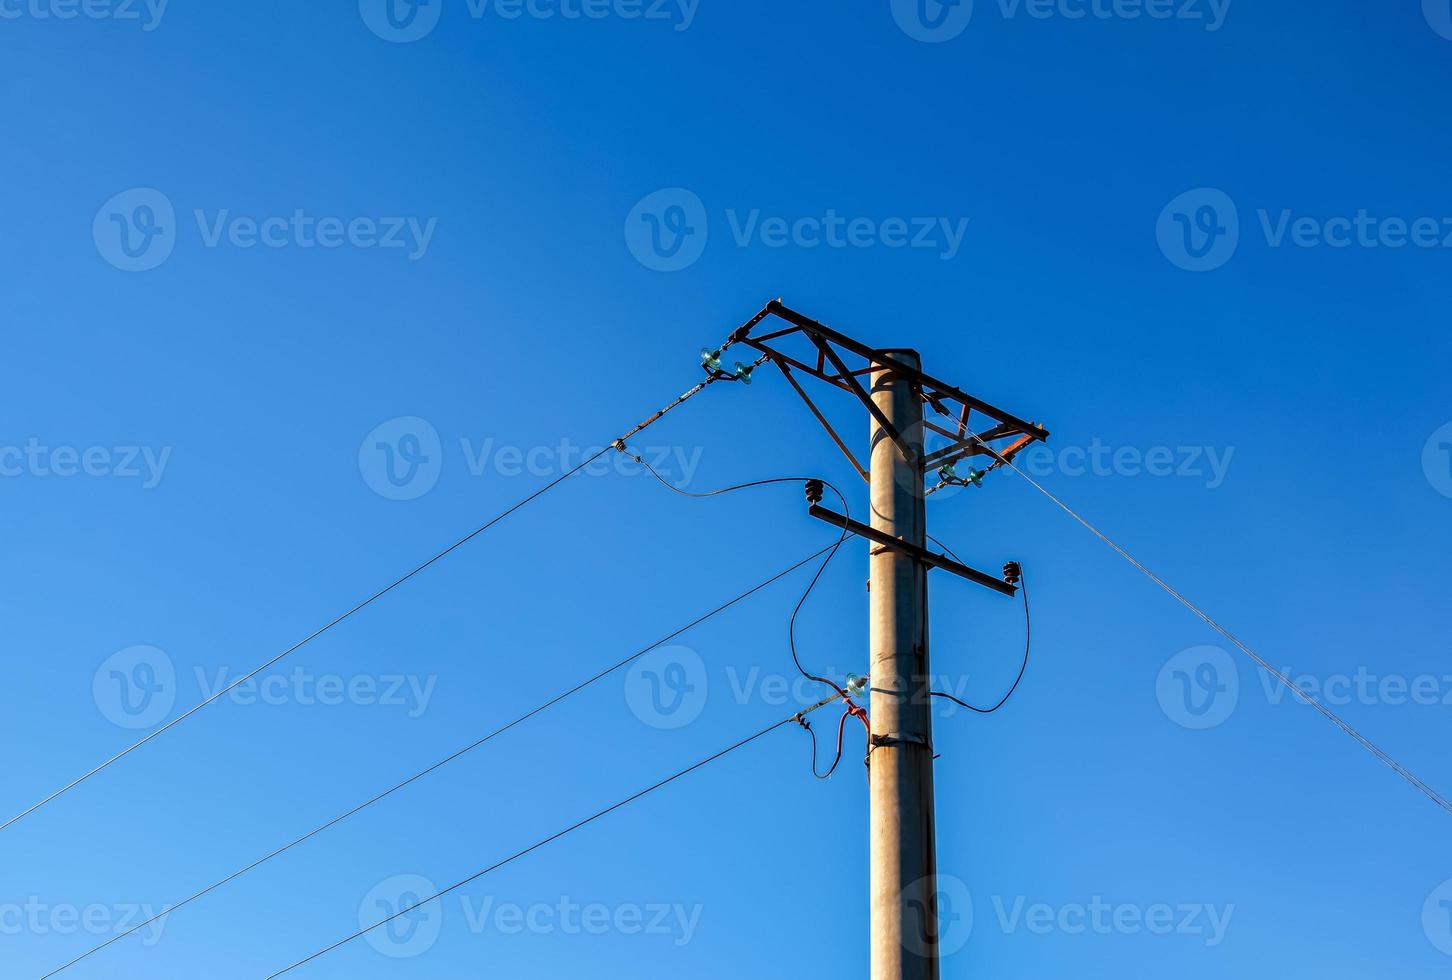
966 429 1452 816
40 543 835 978
4 375 730 833
266 693 843 978
623 449 856 702
2 448 607 835
930 570 1031 715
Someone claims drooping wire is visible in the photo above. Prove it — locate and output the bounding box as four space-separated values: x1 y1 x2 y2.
2 448 610 835
930 571 1031 715
266 693 844 978
963 426 1452 816
40 543 833 979
623 450 857 702
798 699 871 779
2 374 731 833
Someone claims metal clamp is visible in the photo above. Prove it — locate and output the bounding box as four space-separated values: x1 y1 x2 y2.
869 732 934 753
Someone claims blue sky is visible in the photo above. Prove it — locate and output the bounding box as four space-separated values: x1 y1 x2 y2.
2 1 1450 976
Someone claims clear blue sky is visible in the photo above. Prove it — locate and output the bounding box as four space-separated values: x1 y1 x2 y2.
2 2 1450 977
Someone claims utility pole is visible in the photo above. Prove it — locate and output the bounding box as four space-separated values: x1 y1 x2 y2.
867 351 939 980
726 300 1046 979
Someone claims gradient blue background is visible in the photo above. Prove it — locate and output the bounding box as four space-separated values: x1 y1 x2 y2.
2 1 1449 976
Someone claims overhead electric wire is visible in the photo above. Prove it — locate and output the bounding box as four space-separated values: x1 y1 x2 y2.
40 543 835 979
3 449 604 835
3 373 730 833
963 428 1452 816
625 450 857 702
930 571 1031 714
266 693 843 978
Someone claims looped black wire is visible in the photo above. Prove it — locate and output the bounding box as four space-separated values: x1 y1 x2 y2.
930 568 1031 715
621 449 856 702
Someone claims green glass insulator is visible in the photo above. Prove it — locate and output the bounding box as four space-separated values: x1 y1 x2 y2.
701 347 724 373
734 362 754 385
845 674 869 698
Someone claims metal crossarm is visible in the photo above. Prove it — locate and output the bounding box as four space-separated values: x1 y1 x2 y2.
729 299 1049 480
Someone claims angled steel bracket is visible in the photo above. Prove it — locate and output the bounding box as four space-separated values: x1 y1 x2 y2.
728 299 1049 482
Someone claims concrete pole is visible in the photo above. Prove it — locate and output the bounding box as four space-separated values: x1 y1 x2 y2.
868 350 939 980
